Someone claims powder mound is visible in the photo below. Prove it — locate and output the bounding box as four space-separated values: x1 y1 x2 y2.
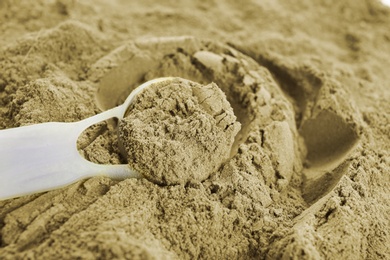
119 77 241 185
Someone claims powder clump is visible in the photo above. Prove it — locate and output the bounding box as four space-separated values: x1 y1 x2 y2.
119 77 241 185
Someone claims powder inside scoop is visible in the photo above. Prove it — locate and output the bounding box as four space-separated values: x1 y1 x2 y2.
119 78 241 185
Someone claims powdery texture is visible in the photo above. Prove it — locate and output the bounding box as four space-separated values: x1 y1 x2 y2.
0 1 389 259
119 78 240 185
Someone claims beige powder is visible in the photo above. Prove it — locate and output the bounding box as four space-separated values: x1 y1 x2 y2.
0 1 389 259
119 78 240 185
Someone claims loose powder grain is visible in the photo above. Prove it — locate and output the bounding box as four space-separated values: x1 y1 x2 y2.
119 78 240 185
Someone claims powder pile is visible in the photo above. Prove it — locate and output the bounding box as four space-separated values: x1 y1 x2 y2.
0 0 389 259
119 78 240 185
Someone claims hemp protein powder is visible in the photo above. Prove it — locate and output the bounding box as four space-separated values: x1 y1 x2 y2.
119 78 241 185
0 1 389 259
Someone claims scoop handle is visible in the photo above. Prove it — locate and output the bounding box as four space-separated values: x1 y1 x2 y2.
0 107 139 200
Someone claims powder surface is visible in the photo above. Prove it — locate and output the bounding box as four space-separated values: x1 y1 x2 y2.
0 1 389 259
119 78 240 185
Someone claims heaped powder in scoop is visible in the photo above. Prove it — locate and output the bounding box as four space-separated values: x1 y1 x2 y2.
119 77 241 185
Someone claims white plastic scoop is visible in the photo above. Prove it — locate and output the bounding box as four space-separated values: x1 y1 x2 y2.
0 77 173 200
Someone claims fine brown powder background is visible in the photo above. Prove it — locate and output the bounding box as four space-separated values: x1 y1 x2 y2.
0 0 389 259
